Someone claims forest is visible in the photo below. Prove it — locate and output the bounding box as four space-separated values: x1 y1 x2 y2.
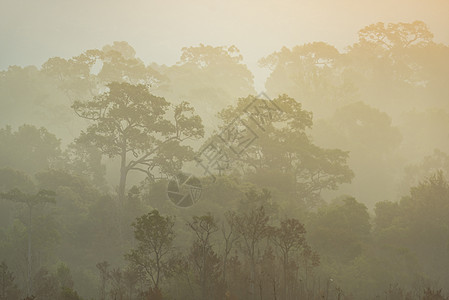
1 20 449 300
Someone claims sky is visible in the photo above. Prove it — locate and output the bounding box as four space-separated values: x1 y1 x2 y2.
1 0 449 90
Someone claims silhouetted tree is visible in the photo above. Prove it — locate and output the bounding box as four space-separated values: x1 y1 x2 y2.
217 94 353 206
73 82 204 205
123 268 139 300
125 210 176 293
96 261 110 300
32 267 59 299
187 214 222 300
220 211 240 288
270 218 307 299
234 206 270 300
109 268 125 300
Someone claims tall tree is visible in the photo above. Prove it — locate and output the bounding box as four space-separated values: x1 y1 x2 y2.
220 210 240 288
355 21 433 52
152 44 256 131
215 94 353 206
260 42 355 116
187 214 221 300
270 218 307 299
125 210 176 293
72 82 204 203
96 261 110 300
234 206 270 300
42 41 163 100
346 21 437 110
0 189 56 296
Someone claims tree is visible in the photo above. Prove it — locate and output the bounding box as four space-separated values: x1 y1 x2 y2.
0 125 61 175
99 41 163 87
152 44 256 131
0 65 79 140
32 267 59 300
313 102 402 159
220 211 240 288
355 21 433 52
35 168 101 211
0 261 20 300
96 261 110 300
60 138 107 190
299 244 320 296
122 268 139 300
260 42 354 116
307 196 371 263
346 21 437 109
397 172 449 281
187 214 221 300
59 287 82 300
72 81 204 204
0 189 56 296
42 41 163 100
109 268 125 300
234 206 270 299
0 168 35 193
238 188 278 217
56 263 74 291
312 101 402 206
270 218 307 299
125 210 176 292
216 94 353 206
0 168 35 229
31 266 80 300
41 50 102 101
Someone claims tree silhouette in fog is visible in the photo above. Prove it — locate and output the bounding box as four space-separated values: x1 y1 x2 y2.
72 82 204 204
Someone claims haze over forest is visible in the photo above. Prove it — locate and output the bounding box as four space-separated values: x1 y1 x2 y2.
1 1 449 300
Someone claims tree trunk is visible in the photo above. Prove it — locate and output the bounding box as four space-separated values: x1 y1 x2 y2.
200 243 207 300
250 255 256 300
283 252 287 300
273 278 277 300
27 205 32 296
117 148 127 245
118 149 128 204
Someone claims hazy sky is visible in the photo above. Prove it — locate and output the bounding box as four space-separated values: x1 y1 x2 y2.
1 0 449 90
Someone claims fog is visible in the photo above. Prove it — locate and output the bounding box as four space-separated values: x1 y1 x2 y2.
1 1 449 300
2 0 449 89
